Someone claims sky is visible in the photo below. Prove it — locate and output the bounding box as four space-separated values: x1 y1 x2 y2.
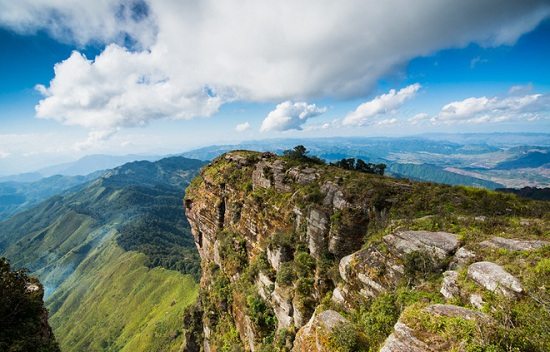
0 0 549 174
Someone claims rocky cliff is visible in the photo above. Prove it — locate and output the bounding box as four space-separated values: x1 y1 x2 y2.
184 151 550 351
1 257 60 352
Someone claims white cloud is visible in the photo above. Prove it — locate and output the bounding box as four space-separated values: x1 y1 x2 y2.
1 1 548 132
408 112 430 125
509 83 533 95
376 118 399 126
470 56 488 68
260 101 327 132
74 129 118 151
0 150 11 159
434 93 549 124
343 84 421 126
0 0 157 47
235 122 251 132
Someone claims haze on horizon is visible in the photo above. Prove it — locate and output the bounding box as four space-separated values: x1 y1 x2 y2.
1 0 549 174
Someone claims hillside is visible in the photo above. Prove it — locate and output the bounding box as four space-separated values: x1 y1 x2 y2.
184 150 550 351
1 257 59 352
0 156 206 351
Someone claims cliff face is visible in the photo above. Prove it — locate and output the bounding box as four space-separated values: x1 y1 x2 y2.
184 151 550 352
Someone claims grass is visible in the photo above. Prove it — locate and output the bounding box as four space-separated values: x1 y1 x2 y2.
47 239 198 352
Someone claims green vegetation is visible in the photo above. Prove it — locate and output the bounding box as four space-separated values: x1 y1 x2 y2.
331 158 386 175
1 257 60 352
47 240 198 352
282 145 325 165
0 156 206 352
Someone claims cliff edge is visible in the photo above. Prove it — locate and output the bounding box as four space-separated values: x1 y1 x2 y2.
184 150 549 351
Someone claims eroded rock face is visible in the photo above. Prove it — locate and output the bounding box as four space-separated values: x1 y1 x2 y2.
480 236 549 251
450 247 476 269
292 310 348 352
467 261 523 298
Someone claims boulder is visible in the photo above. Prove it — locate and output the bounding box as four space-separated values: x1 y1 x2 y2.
384 230 459 260
440 270 460 300
292 310 348 352
480 236 549 251
467 261 523 298
380 322 433 352
450 247 476 269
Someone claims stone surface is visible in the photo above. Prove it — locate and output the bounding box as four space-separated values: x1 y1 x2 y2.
292 310 348 352
450 247 476 269
468 261 523 298
306 209 329 257
425 304 489 322
380 322 433 352
470 293 484 309
480 236 549 251
384 230 460 260
440 270 460 300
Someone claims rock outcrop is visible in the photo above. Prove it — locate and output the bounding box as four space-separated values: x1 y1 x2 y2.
183 150 550 351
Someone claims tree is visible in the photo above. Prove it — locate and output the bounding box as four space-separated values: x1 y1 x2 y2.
282 145 325 164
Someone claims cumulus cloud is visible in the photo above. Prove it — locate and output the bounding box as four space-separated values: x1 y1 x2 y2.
433 93 549 124
0 0 157 47
235 122 251 132
1 1 548 132
260 101 327 132
343 84 421 126
509 83 533 95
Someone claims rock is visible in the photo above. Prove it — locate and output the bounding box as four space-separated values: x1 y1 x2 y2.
271 284 294 330
470 293 484 309
252 161 273 189
480 236 549 251
256 272 274 300
381 304 491 352
321 181 350 210
331 286 346 305
267 246 293 271
307 209 329 257
440 270 460 300
288 167 318 185
384 230 460 260
380 322 433 352
338 246 403 300
292 310 348 352
450 247 476 269
468 261 523 298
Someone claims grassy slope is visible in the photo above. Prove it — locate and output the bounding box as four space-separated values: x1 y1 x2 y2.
48 238 198 352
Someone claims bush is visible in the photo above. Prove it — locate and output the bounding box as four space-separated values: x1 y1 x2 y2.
328 322 361 352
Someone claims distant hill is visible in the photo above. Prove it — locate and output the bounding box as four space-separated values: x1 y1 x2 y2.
0 156 205 351
388 163 504 189
0 172 103 221
37 154 163 176
495 150 550 169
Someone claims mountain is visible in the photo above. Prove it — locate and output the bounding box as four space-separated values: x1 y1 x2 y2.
494 149 550 169
183 150 550 351
37 154 163 177
0 257 60 352
0 172 103 221
0 156 206 351
181 135 550 188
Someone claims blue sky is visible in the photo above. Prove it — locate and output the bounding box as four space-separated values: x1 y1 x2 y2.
0 1 549 174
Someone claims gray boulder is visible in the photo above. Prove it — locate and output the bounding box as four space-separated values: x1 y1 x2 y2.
384 230 459 260
480 236 549 251
468 261 523 298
